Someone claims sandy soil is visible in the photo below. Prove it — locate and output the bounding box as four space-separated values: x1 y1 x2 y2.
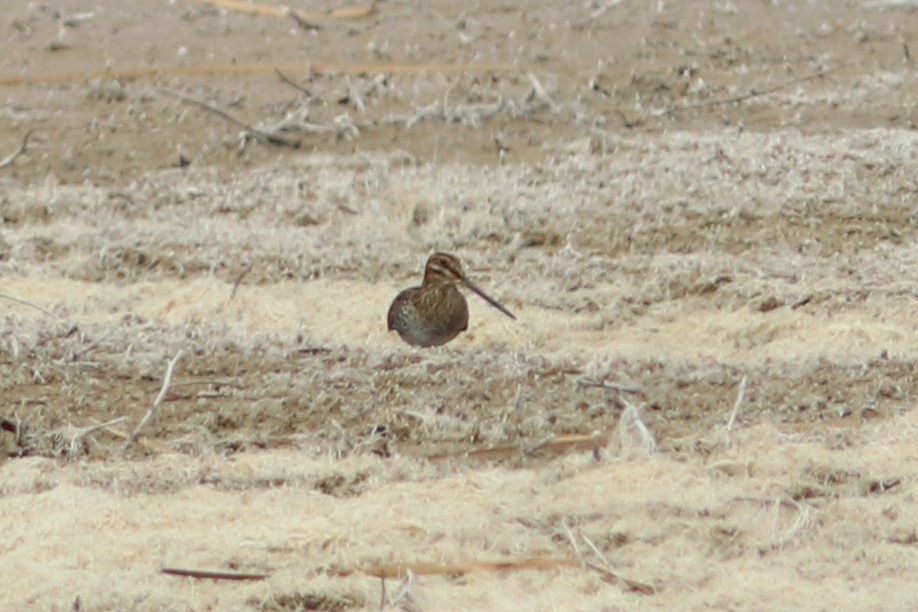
2 0 918 610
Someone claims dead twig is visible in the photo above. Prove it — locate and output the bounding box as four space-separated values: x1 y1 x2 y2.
160 566 269 581
68 328 117 361
328 1 378 19
169 379 243 389
580 531 655 594
523 434 557 456
385 97 520 128
0 292 55 318
584 562 655 595
525 72 558 111
725 375 748 446
230 266 251 299
562 523 655 595
0 130 34 170
576 377 641 395
360 556 578 578
768 497 811 548
619 399 657 454
560 519 585 568
655 64 849 117
87 417 170 453
124 350 184 451
285 7 321 30
385 569 418 611
156 88 300 149
274 68 312 95
67 416 127 456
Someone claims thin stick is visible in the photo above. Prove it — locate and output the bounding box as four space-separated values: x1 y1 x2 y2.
579 531 612 567
68 416 127 456
576 377 641 395
69 328 117 360
580 531 655 595
725 375 748 446
274 68 312 95
560 519 586 569
160 566 269 581
524 434 557 456
563 523 655 595
655 64 849 117
169 379 243 389
77 416 127 438
156 88 301 148
379 575 386 611
0 130 34 170
388 570 416 609
584 562 655 595
124 350 184 451
0 292 55 317
526 72 557 111
230 266 251 300
86 417 171 453
285 7 321 30
152 350 183 407
619 399 657 453
360 556 578 578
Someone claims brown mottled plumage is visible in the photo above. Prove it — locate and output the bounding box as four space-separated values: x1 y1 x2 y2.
387 253 516 347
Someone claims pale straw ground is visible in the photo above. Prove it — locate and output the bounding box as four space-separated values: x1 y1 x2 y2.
2 1 918 610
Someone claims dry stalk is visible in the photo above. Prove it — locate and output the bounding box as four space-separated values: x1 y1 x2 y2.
285 7 321 30
653 63 849 118
67 328 117 361
560 518 586 568
156 88 301 149
523 434 557 456
86 417 170 453
124 350 184 451
526 73 557 111
385 569 418 611
67 416 127 457
619 399 657 454
0 130 34 170
730 495 813 549
581 531 654 594
0 292 55 317
274 68 313 95
579 531 612 567
360 556 578 578
769 497 811 548
576 377 641 395
725 375 748 446
385 97 521 128
561 521 655 594
160 566 269 581
169 379 243 390
0 62 517 88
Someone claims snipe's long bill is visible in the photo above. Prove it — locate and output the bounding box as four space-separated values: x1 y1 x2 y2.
387 253 516 347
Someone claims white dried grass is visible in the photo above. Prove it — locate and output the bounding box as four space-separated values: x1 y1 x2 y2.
2 54 918 611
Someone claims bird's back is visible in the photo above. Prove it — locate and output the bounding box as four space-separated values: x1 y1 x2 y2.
387 283 469 347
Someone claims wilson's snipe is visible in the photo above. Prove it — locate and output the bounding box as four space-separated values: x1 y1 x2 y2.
387 253 516 347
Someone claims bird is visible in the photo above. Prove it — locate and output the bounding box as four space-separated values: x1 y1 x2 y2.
387 253 516 347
